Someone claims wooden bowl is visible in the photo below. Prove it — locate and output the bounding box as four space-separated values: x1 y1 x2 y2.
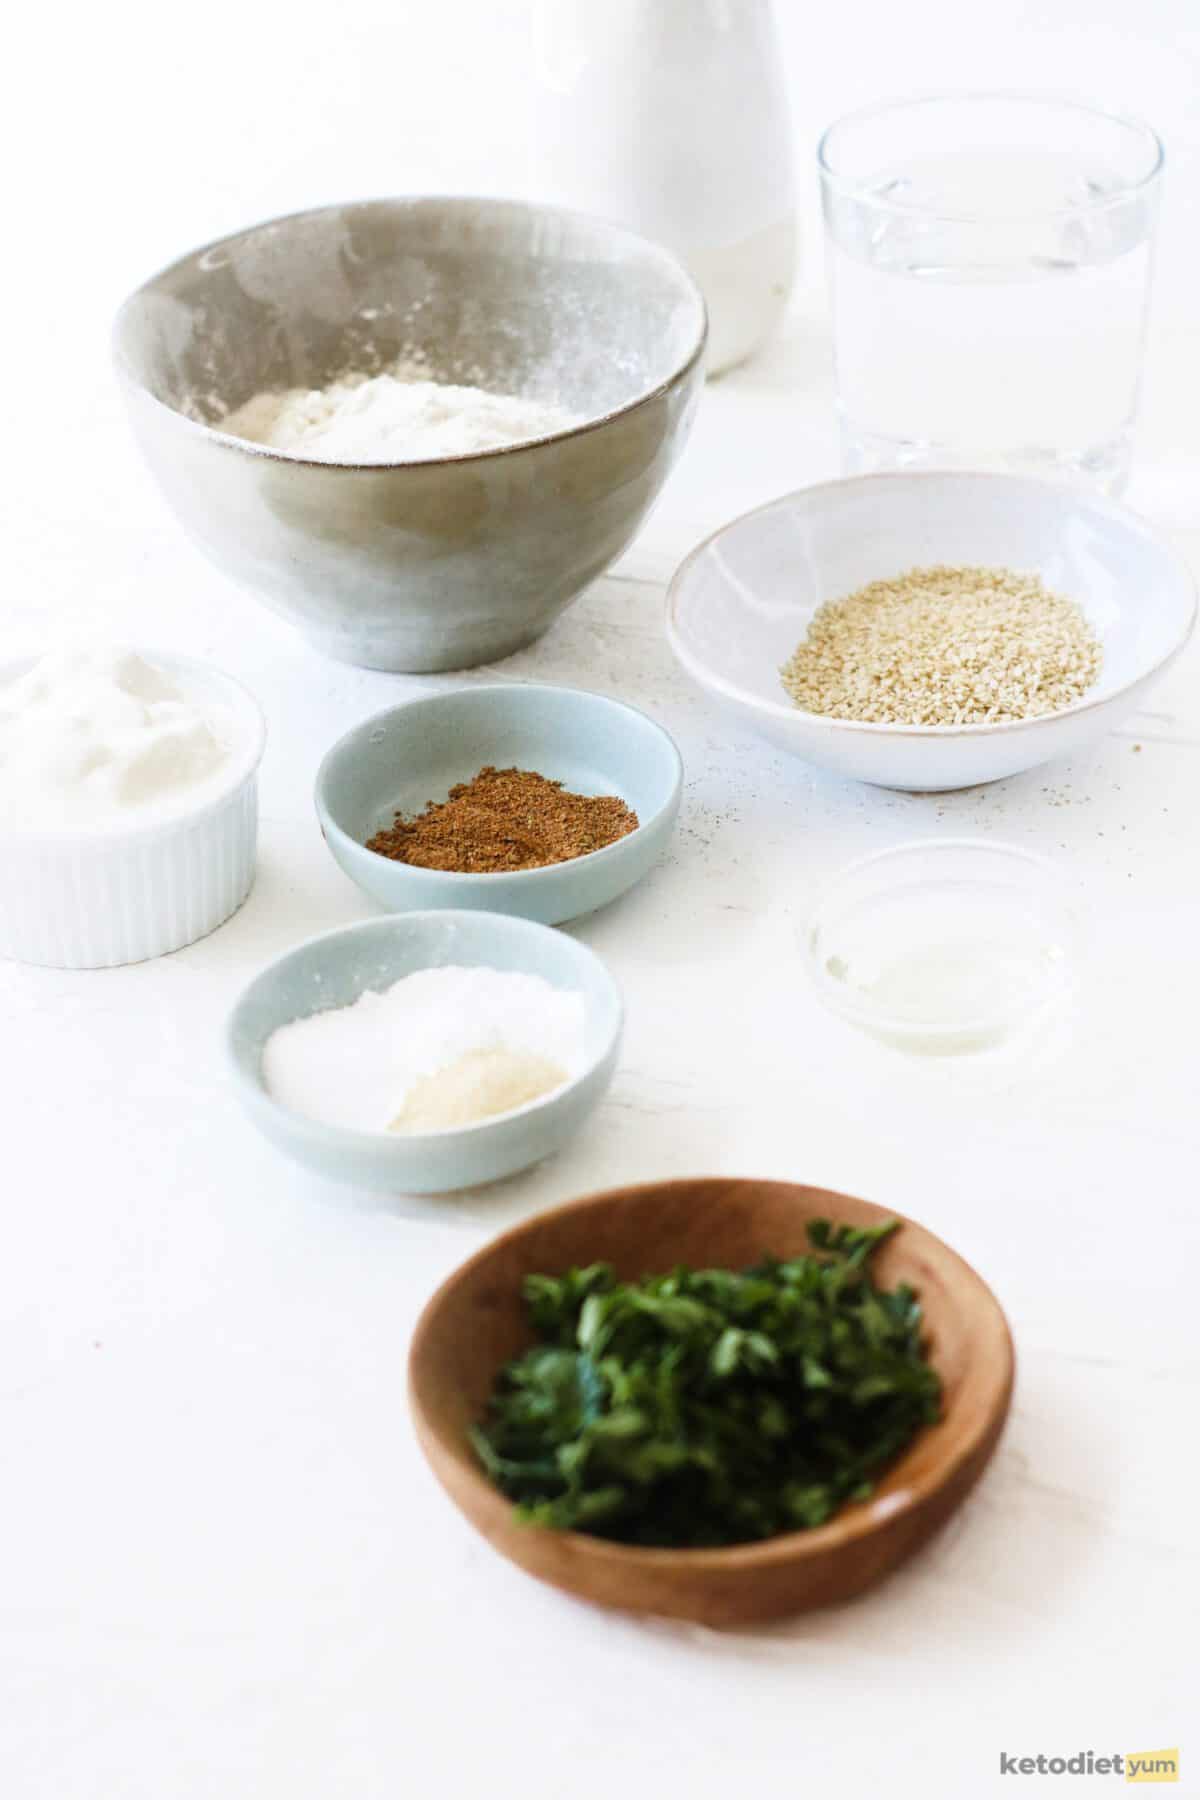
408 1177 1014 1627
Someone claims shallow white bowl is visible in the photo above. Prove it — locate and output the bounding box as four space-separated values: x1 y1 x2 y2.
667 473 1196 792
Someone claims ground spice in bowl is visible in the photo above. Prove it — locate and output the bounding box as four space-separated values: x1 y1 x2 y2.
365 765 639 874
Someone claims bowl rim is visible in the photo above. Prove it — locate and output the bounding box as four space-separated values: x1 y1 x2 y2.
112 193 709 471
0 650 267 845
313 681 684 888
801 836 1079 1042
666 470 1199 740
225 909 624 1150
407 1175 1016 1574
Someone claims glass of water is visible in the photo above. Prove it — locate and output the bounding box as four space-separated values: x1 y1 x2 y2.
819 94 1163 494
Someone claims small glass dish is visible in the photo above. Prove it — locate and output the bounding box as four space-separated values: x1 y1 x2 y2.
802 840 1078 1056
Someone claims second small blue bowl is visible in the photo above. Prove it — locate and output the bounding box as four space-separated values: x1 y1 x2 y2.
227 911 622 1194
315 683 682 925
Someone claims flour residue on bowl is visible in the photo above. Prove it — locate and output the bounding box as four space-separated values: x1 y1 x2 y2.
223 361 580 463
262 965 586 1132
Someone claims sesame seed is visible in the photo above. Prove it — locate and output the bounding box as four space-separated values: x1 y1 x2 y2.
779 565 1103 726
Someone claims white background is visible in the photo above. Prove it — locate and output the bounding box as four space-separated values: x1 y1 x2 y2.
4 3 1198 1797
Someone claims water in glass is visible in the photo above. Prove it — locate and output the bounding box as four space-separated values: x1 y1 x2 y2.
825 145 1158 494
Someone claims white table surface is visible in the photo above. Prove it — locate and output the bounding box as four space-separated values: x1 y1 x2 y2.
5 3 1199 1795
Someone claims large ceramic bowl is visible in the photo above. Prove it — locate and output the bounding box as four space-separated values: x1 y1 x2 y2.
315 683 682 926
113 197 706 673
667 473 1196 792
226 912 622 1194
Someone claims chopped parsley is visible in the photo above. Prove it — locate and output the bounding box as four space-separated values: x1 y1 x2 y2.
471 1219 941 1547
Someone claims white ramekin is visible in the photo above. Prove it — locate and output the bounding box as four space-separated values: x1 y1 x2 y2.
0 654 267 969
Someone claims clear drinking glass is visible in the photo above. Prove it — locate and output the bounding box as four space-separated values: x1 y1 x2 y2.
819 94 1163 494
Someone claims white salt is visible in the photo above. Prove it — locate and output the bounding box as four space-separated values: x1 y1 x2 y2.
262 965 587 1133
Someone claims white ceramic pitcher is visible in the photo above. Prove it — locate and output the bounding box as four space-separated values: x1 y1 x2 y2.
530 0 797 375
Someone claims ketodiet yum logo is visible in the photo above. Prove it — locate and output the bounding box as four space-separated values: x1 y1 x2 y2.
999 1749 1179 1783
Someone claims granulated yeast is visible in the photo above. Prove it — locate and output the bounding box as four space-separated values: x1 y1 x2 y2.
780 565 1103 726
366 766 639 873
387 1047 568 1134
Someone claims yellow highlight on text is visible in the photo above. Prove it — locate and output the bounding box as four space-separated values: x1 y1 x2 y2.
1126 1748 1179 1784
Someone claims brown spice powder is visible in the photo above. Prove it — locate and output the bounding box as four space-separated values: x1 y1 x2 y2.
366 765 639 873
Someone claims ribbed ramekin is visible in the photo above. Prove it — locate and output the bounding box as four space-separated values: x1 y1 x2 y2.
0 655 266 969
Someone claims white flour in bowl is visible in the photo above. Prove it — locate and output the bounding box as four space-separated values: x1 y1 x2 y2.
222 365 579 464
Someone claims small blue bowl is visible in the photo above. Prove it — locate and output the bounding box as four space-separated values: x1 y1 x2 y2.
315 683 682 925
227 911 623 1194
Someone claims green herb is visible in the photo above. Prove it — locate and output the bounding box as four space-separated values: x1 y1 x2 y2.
471 1219 941 1548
